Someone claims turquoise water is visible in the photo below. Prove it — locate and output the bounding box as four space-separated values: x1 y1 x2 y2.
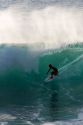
0 44 83 124
0 0 83 124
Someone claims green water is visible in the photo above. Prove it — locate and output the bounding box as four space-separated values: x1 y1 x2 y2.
0 44 83 124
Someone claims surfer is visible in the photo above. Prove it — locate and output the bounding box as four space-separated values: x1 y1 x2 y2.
47 64 58 79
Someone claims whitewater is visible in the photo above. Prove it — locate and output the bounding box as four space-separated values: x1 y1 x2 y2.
0 0 83 125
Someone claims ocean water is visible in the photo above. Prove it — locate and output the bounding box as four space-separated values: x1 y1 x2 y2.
0 44 83 125
0 0 83 125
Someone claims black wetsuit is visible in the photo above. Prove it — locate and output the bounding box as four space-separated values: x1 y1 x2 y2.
51 66 58 76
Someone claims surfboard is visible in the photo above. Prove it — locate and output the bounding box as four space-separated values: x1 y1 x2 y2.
44 75 56 82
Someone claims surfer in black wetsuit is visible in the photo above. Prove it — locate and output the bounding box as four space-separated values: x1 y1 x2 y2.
47 64 58 79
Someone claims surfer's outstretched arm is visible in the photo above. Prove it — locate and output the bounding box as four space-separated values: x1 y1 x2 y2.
47 68 51 74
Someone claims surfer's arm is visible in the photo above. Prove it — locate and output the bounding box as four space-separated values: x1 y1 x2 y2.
47 68 51 74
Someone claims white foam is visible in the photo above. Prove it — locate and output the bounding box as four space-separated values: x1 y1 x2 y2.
0 5 83 51
0 122 8 125
0 113 16 120
42 120 83 125
42 123 54 125
42 108 83 125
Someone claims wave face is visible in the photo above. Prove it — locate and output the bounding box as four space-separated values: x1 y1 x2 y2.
0 44 83 124
0 0 83 125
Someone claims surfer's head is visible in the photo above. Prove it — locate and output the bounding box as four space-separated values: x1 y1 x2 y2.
49 64 52 68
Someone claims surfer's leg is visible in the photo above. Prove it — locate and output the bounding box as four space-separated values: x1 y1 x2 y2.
50 71 54 79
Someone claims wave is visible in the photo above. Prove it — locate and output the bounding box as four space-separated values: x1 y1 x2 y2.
0 5 83 50
0 44 83 106
0 43 82 124
0 0 83 124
